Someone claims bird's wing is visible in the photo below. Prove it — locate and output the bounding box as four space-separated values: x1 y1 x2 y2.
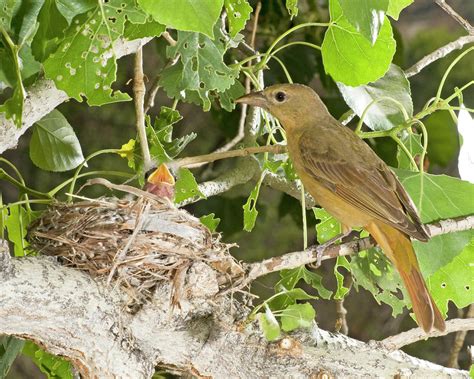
298 127 429 241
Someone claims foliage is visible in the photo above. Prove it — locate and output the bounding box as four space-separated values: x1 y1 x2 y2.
1 0 474 374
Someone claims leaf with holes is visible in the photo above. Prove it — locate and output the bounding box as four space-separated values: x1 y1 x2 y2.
321 0 395 86
243 177 263 232
280 303 315 331
334 256 351 299
174 168 205 204
313 207 341 244
277 266 332 300
30 110 84 171
427 238 473 315
337 64 413 131
138 0 223 37
159 25 240 111
224 0 252 38
43 0 147 105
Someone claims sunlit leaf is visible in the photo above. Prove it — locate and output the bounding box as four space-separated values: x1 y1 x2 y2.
387 0 413 20
397 133 422 170
278 266 333 299
174 168 205 204
280 303 315 331
457 104 474 183
224 0 252 37
313 207 341 244
243 177 263 232
334 256 351 299
258 306 281 341
23 341 72 379
285 0 298 18
30 109 84 172
200 213 220 232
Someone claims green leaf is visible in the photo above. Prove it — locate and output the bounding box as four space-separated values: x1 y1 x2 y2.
10 0 44 45
427 238 474 315
243 178 263 232
322 0 395 86
280 303 315 331
313 207 341 244
215 78 245 111
258 306 281 341
4 205 31 256
200 213 220 232
395 170 474 223
23 341 73 379
123 17 165 39
285 0 298 19
159 25 240 111
43 0 147 105
350 248 406 316
55 0 96 24
425 111 458 168
0 337 25 378
278 266 333 299
337 64 412 131
338 0 388 44
30 110 84 172
334 256 351 299
147 107 196 165
387 0 413 20
224 0 252 38
138 0 223 37
397 133 423 170
174 168 205 204
268 288 318 311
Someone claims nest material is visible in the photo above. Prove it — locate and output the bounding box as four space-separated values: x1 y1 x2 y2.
27 196 243 312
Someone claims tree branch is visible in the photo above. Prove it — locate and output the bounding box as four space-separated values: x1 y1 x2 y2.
434 0 474 34
244 215 474 283
381 318 474 351
0 246 469 378
0 38 152 154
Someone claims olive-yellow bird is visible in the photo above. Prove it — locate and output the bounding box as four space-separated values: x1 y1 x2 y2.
236 84 445 332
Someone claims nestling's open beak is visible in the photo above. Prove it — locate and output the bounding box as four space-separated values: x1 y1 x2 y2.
235 91 267 109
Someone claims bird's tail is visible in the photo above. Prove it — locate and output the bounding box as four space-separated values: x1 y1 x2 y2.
366 221 446 332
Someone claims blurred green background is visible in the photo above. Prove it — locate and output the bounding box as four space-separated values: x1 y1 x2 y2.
2 0 473 376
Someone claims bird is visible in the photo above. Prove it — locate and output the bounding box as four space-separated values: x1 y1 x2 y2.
236 83 446 332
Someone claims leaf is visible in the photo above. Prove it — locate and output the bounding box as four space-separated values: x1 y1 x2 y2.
285 0 298 19
200 213 220 232
337 64 412 131
427 237 474 315
123 17 165 39
350 248 406 316
224 0 252 38
268 288 318 311
321 0 395 86
10 0 44 46
213 78 245 111
334 256 351 299
174 168 205 204
138 0 223 38
55 0 96 24
395 170 474 223
313 207 341 244
278 266 333 299
280 303 315 331
338 0 388 44
425 111 458 168
4 205 31 256
397 133 423 170
147 107 196 164
258 306 281 341
243 178 263 232
23 341 73 379
457 105 474 183
387 0 413 20
30 109 85 172
0 337 25 378
159 25 240 111
43 0 147 105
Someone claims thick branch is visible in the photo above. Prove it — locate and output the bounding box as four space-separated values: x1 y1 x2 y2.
245 215 474 282
0 38 152 154
0 253 469 378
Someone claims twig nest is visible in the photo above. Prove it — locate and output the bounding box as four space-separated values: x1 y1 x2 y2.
28 196 243 312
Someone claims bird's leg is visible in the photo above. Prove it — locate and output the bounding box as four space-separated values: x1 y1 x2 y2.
314 227 360 267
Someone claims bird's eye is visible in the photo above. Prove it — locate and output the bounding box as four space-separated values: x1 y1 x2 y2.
275 91 286 102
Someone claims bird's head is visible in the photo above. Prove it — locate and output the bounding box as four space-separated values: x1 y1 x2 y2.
235 83 328 131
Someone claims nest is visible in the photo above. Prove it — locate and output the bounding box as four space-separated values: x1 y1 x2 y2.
27 196 243 312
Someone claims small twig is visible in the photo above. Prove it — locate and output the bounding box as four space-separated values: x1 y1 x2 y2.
381 318 474 351
244 216 474 284
161 31 177 46
448 304 474 368
250 2 262 49
133 46 152 171
170 144 285 170
405 35 474 78
435 0 474 34
335 276 352 335
144 75 161 113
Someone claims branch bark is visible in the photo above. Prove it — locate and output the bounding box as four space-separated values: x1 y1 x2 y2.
0 251 469 378
0 37 152 154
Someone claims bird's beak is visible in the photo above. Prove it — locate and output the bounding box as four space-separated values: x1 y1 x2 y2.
235 91 267 109
147 164 175 186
